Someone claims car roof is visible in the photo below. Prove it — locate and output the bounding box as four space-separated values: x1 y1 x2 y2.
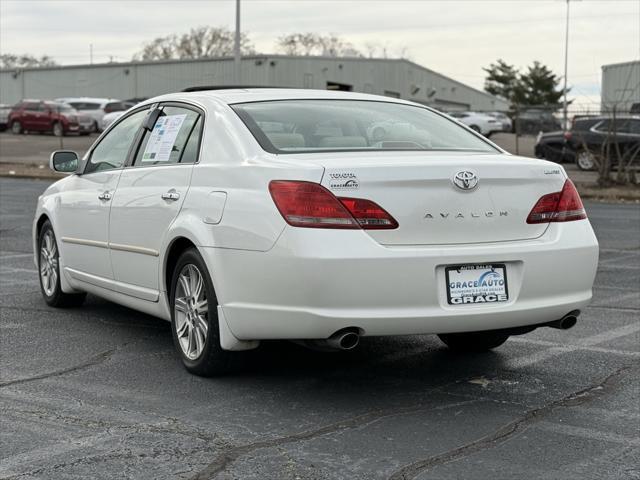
55 97 118 103
140 88 421 108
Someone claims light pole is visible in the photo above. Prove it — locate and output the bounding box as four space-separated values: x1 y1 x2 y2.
234 0 241 85
562 0 570 130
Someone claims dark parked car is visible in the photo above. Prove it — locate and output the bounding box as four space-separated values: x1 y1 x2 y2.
8 100 93 136
534 130 569 163
514 109 562 134
565 116 640 170
534 116 613 164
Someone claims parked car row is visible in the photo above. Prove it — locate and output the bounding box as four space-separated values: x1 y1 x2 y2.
448 111 505 137
3 97 137 137
535 115 640 170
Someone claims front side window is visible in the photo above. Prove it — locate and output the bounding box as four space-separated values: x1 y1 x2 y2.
232 100 498 154
133 106 202 166
86 108 148 174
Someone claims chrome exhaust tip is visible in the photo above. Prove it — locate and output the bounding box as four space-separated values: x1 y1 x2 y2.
548 310 580 330
326 331 360 350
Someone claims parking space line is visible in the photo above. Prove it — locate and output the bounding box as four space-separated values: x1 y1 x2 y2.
510 337 640 358
0 253 33 260
535 421 640 447
508 322 640 368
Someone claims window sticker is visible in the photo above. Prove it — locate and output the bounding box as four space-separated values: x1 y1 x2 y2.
141 114 187 163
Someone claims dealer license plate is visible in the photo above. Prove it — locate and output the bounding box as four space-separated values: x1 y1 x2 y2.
445 264 509 305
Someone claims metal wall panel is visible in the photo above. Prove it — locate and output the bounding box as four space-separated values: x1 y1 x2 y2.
601 61 640 112
0 56 509 111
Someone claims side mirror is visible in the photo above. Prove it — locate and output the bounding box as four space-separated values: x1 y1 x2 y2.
50 150 79 174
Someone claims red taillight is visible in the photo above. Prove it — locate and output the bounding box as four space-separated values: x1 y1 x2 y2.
338 197 398 229
563 131 572 140
269 181 358 228
268 181 398 230
526 179 587 224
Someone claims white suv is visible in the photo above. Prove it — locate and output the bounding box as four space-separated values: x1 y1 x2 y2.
55 97 132 132
35 88 598 376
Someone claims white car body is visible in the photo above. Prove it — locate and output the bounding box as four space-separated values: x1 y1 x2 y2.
54 97 131 131
34 88 598 373
450 111 503 136
100 110 126 130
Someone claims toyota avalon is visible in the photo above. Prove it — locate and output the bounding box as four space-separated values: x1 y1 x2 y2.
34 88 599 376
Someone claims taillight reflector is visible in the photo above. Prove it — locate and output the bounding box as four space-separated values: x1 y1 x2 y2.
527 179 587 224
269 181 398 230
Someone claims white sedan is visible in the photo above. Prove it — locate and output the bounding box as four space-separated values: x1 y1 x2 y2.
34 88 599 376
449 111 504 136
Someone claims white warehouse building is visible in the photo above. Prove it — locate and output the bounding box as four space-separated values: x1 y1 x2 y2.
0 55 508 112
601 60 640 112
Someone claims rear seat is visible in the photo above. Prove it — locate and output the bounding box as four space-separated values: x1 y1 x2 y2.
266 133 306 149
317 136 368 148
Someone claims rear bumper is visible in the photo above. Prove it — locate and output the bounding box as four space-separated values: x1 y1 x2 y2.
202 220 599 340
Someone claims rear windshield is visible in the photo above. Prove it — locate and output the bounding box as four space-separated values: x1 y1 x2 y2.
232 100 498 154
70 102 101 110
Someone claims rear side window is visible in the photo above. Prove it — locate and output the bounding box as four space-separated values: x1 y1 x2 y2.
133 106 202 166
232 100 497 154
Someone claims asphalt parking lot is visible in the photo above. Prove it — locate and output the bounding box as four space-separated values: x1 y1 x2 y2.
0 177 638 479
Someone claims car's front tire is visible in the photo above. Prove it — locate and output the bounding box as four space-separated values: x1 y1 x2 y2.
38 220 86 307
170 248 237 376
438 330 510 352
52 122 64 137
11 121 23 134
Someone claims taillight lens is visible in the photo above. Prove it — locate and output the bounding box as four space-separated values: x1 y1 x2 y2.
269 181 358 228
269 181 398 230
527 179 587 224
338 197 398 229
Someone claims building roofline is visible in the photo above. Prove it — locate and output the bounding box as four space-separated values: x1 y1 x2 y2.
0 53 507 105
602 60 640 70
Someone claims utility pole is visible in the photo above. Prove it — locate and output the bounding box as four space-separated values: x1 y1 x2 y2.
89 44 93 65
562 0 570 131
234 0 241 85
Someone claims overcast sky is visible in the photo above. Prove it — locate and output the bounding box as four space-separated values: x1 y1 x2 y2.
1 0 639 106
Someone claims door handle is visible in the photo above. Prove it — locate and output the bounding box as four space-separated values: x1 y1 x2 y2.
161 190 180 201
98 191 112 201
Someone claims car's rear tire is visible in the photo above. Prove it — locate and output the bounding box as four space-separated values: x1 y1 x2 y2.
170 248 237 376
38 220 86 308
438 330 510 352
576 150 595 171
11 121 23 134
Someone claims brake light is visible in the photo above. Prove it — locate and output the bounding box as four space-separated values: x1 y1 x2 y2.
526 179 587 224
269 181 358 228
338 197 398 229
269 181 398 229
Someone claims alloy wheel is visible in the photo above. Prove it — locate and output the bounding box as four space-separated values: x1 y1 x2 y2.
39 230 59 296
577 151 595 170
174 263 209 360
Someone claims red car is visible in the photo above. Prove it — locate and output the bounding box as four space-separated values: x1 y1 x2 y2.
8 100 92 136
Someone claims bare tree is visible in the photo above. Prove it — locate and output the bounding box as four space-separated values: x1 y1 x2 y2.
276 33 362 57
134 26 254 61
1 54 57 69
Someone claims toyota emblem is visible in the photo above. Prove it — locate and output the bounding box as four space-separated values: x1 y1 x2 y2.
452 170 479 190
